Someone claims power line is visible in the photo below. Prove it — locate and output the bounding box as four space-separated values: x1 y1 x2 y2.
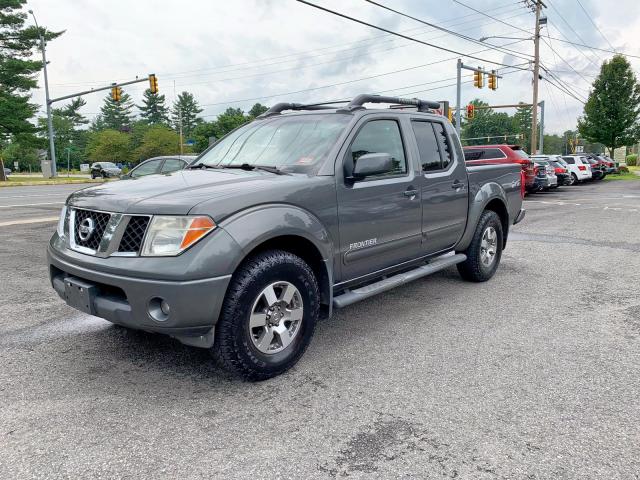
295 0 532 69
452 0 533 35
196 41 530 110
50 4 529 88
574 0 616 52
362 0 533 62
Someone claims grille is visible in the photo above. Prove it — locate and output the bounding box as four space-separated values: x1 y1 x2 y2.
118 216 150 253
73 209 110 251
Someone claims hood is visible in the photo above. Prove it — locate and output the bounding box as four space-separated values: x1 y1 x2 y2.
67 168 302 215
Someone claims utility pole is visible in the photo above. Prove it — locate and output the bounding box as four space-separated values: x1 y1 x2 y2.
538 100 545 153
29 10 57 177
456 59 462 137
530 0 545 154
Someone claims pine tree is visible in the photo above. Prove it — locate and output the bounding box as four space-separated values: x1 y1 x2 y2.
99 90 135 131
0 0 62 179
171 91 202 139
513 103 533 150
138 88 169 125
578 55 640 156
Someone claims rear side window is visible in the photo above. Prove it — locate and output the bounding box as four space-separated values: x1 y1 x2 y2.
511 148 530 159
563 157 575 164
411 121 441 171
349 119 407 177
432 123 452 169
463 148 505 161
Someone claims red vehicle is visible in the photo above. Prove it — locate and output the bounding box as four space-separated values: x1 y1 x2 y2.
463 145 537 193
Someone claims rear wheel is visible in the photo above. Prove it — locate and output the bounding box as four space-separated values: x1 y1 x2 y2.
571 173 578 184
212 250 319 381
457 211 503 282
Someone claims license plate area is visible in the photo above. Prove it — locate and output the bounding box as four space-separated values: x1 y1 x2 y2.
63 276 98 315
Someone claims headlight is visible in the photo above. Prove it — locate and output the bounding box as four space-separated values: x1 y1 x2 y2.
141 215 216 256
57 205 68 238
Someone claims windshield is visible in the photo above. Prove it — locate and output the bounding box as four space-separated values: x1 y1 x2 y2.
195 114 350 173
102 162 117 168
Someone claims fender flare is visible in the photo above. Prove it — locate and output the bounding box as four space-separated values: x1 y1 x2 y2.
456 182 508 252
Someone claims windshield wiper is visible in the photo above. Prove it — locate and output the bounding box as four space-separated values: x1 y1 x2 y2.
220 163 289 175
185 163 219 170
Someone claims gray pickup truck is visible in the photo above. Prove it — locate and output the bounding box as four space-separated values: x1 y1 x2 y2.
48 94 525 380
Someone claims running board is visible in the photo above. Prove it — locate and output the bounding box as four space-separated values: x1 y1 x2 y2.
332 253 467 309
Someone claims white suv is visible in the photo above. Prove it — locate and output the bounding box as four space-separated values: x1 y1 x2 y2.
562 155 592 183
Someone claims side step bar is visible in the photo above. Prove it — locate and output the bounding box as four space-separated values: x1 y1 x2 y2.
332 253 467 309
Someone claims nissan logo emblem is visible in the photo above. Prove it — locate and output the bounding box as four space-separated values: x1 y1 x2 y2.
78 217 95 241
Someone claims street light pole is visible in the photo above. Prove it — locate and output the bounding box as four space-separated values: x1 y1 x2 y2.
29 10 57 177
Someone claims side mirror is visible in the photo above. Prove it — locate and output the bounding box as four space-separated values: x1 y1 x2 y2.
352 153 394 179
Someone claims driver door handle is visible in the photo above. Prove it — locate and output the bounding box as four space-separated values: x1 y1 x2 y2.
452 180 465 190
403 189 418 198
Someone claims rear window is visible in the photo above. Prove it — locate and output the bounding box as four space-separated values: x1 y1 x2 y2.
510 148 530 159
463 148 506 161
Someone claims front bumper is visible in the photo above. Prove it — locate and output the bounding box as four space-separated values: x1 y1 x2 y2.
48 245 231 348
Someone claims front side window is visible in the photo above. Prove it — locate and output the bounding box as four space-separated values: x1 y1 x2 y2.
195 114 350 173
132 159 162 177
349 119 407 178
412 121 441 171
161 159 185 173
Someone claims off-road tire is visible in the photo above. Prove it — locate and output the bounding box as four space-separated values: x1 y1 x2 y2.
212 249 319 381
457 210 503 282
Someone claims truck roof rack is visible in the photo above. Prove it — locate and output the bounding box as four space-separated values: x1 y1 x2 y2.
344 94 441 113
258 102 341 118
257 94 441 118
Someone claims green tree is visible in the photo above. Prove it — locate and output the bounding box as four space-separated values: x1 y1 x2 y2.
542 134 564 154
133 125 188 162
513 103 533 151
85 129 131 163
0 0 62 179
578 55 640 156
171 91 202 139
213 107 249 138
99 90 135 131
248 103 268 118
37 97 89 169
138 88 169 125
461 99 518 145
191 121 218 153
1 141 40 171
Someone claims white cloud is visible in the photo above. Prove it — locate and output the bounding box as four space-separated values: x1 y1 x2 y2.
27 0 640 138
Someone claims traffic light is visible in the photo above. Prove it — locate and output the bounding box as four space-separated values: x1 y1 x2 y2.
110 85 122 102
466 104 475 120
473 68 484 88
488 70 498 90
149 74 159 94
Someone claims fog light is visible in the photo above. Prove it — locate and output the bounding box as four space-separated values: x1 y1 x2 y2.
148 297 170 322
160 300 170 316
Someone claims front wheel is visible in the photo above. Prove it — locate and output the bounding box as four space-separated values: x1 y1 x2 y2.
212 250 319 381
457 210 503 282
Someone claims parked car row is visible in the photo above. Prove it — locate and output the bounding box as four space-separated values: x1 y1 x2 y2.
462 145 616 194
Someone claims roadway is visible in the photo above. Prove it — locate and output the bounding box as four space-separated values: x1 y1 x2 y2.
1 179 639 478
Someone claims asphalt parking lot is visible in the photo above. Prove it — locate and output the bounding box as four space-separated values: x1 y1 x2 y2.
1 180 639 479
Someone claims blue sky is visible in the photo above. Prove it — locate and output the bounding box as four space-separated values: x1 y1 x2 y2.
27 0 640 135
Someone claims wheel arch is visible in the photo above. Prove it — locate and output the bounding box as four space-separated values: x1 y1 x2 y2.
483 198 509 249
220 205 334 318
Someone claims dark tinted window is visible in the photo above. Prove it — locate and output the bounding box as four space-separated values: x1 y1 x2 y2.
563 156 575 164
349 120 407 178
433 123 452 169
412 121 441 171
463 148 505 161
